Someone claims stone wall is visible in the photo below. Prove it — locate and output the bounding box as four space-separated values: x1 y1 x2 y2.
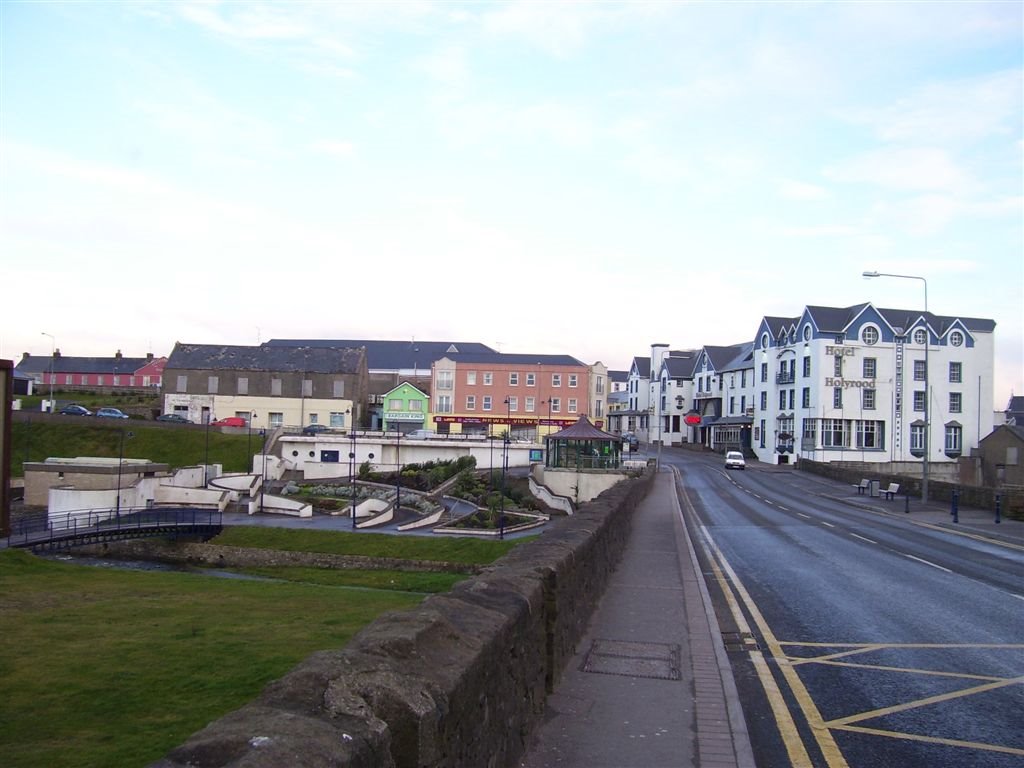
151 471 653 768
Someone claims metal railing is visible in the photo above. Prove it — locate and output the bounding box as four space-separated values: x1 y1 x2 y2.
3 507 222 552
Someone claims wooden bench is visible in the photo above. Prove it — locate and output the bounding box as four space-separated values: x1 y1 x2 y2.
882 483 900 500
853 479 870 495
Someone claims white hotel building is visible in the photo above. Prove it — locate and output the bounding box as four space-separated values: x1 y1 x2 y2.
750 303 995 474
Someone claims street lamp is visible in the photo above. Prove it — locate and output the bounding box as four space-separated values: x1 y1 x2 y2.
349 409 357 529
500 397 511 539
41 332 54 412
862 270 929 502
394 426 402 513
116 429 134 517
204 412 211 487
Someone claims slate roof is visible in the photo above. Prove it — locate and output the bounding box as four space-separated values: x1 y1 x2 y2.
548 415 622 441
608 370 629 383
166 344 364 374
703 344 748 371
17 353 159 375
803 304 996 335
631 357 651 378
719 342 755 372
435 351 587 366
663 351 699 379
266 339 496 370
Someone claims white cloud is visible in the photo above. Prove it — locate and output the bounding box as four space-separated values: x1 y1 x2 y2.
824 147 969 192
178 2 311 40
778 179 828 201
310 140 355 157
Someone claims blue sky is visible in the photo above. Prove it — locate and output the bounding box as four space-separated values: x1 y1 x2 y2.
1 1 1021 401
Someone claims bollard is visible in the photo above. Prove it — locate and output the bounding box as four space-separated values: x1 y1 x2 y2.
951 489 959 524
995 494 1001 524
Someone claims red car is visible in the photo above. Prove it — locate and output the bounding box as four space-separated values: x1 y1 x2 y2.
211 416 247 427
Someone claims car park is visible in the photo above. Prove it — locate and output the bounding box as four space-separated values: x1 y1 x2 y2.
157 413 190 424
725 451 746 470
211 416 247 427
96 407 129 419
59 404 92 416
301 424 331 435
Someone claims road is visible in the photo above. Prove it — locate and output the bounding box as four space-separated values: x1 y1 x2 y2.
662 448 1024 768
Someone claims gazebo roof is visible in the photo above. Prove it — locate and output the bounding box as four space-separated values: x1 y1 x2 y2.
549 416 622 441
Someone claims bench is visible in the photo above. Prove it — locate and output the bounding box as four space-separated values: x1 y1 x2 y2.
853 479 870 495
882 483 900 500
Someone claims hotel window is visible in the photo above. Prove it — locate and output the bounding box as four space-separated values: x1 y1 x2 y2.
526 372 536 386
436 395 452 413
863 358 876 379
741 371 747 387
760 392 767 410
913 360 926 381
437 370 454 390
302 379 313 397
833 356 843 376
950 331 964 347
822 419 849 447
509 372 519 386
803 419 817 444
741 395 747 412
508 396 518 412
550 397 561 413
271 378 282 396
862 326 879 345
833 387 843 408
729 396 735 415
238 377 248 395
914 328 927 345
913 391 925 411
760 363 767 382
467 371 477 385
525 396 536 412
857 420 882 449
176 375 187 392
483 396 492 411
788 389 795 410
949 362 962 383
945 424 963 454
910 423 925 452
466 395 476 410
208 376 219 394
802 388 810 408
863 389 876 410
483 372 493 386
803 357 811 377
569 374 578 387
949 392 962 413
779 391 787 409
552 374 562 387
568 398 577 413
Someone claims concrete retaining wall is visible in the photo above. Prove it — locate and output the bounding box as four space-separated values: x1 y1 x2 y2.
151 471 654 768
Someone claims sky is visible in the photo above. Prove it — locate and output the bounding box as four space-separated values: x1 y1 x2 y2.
1 1 1021 402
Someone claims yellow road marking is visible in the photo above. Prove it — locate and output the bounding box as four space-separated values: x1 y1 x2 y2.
833 725 1024 757
826 675 1024 727
679 479 850 768
790 657 1010 683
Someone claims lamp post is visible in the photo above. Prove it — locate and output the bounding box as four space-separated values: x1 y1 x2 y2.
862 270 929 502
394 426 401 512
500 397 511 539
41 332 54 412
116 429 134 517
349 410 357 529
204 411 211 487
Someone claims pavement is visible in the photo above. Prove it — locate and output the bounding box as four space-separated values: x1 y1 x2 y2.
518 460 1023 768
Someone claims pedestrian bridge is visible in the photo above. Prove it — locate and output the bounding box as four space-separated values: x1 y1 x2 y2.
3 508 223 553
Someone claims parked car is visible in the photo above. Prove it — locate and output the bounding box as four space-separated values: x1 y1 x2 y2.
95 407 129 419
157 413 190 424
211 416 247 427
59 404 92 416
407 429 437 439
724 451 746 470
621 432 639 450
301 424 331 435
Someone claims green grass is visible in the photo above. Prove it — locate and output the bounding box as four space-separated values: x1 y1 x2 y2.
10 419 261 477
0 549 428 768
212 525 524 564
228 565 469 592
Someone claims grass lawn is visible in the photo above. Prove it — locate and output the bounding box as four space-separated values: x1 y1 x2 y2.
0 549 429 768
213 525 526 564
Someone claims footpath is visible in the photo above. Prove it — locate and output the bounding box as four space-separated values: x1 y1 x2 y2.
519 468 755 768
518 463 1022 768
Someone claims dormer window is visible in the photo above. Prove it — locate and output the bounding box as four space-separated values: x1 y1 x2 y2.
862 326 879 346
914 328 927 345
950 331 964 347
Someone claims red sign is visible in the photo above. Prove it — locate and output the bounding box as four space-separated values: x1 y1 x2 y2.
684 413 702 426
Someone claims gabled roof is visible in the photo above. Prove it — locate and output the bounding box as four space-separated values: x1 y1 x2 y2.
17 353 161 376
663 351 699 379
266 339 496 370
720 342 755 372
608 370 629 383
802 304 995 336
630 357 651 378
166 343 364 374
703 343 747 371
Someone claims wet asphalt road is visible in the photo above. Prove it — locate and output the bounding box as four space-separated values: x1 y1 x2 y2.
663 448 1024 768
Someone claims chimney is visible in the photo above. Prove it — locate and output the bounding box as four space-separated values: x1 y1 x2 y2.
146 352 154 361
115 350 123 359
54 349 61 358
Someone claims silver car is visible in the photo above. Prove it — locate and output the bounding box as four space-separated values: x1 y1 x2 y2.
725 451 746 470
